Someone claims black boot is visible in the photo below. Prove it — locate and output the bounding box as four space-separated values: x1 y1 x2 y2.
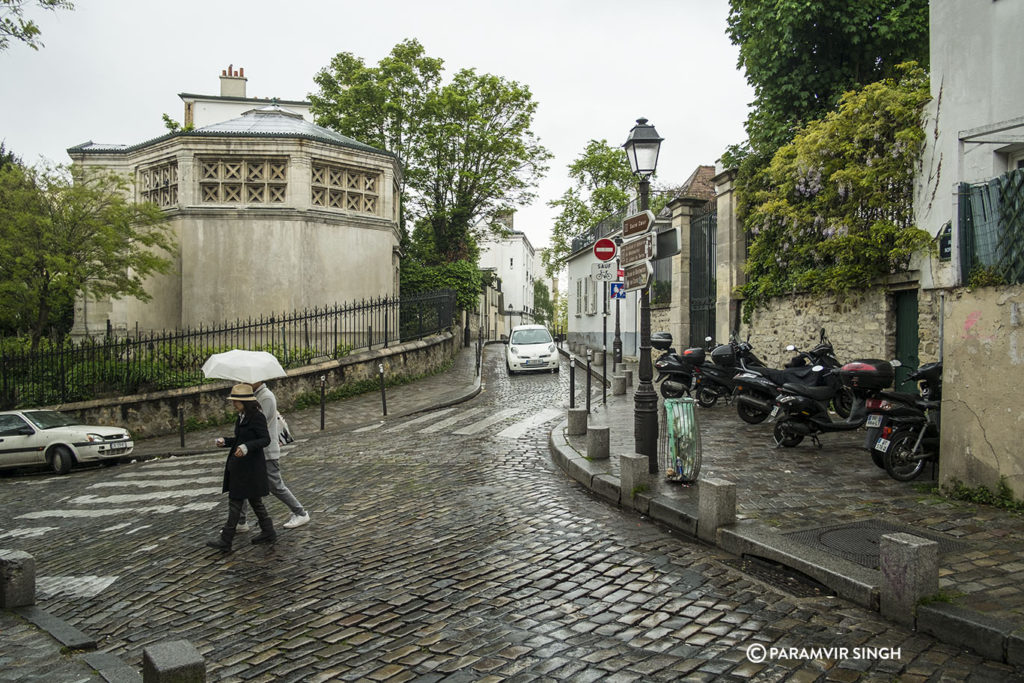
206 527 235 552
251 504 277 545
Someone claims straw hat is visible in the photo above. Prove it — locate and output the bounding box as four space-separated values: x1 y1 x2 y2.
228 383 257 402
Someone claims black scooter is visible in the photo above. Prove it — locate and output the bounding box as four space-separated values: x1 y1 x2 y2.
687 337 761 408
771 359 894 448
652 332 702 399
865 362 943 480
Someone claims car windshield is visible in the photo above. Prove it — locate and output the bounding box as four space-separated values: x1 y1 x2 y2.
511 328 552 345
22 410 79 430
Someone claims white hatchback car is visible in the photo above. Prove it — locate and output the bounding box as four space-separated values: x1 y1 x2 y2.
505 325 560 374
0 410 134 475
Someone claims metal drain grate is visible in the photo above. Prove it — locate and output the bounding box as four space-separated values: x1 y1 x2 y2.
784 519 969 569
723 556 834 598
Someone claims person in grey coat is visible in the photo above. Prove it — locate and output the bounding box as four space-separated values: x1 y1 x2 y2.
206 384 276 551
235 380 310 531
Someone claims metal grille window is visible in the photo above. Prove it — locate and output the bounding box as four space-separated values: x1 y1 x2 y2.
575 279 582 315
311 161 380 216
138 160 178 208
200 158 287 204
959 169 1024 285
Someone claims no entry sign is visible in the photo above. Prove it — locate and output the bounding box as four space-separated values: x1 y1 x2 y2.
593 238 617 262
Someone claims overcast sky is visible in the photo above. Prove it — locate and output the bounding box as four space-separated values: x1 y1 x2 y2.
0 0 753 256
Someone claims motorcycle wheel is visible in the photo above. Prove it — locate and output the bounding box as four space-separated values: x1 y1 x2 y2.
659 382 686 400
773 422 804 448
736 400 768 425
883 430 928 481
696 387 718 408
832 387 854 419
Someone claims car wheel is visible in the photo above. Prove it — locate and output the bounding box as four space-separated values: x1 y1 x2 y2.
50 446 74 475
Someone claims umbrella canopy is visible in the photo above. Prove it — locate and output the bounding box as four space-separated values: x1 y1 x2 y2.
202 350 287 384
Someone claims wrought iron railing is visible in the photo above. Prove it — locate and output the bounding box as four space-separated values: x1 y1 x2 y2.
0 290 456 408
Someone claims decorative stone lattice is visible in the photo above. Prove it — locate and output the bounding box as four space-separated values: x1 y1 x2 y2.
199 158 287 204
138 160 178 208
311 160 380 216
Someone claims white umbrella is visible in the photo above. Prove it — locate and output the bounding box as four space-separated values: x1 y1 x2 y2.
202 350 287 384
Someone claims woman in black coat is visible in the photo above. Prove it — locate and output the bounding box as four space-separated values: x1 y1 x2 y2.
206 383 276 551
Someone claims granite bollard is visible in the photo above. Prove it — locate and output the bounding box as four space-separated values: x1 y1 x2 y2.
623 369 633 387
620 454 650 509
612 375 626 395
143 640 206 683
587 425 610 459
567 408 588 435
0 549 35 608
880 532 939 626
697 478 736 543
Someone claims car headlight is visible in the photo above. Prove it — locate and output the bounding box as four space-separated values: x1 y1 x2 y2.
548 344 556 354
86 433 103 443
510 346 519 356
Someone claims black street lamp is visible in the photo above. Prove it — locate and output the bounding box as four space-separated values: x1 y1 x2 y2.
622 117 663 474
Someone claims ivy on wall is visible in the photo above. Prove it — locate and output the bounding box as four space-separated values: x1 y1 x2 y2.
740 63 933 320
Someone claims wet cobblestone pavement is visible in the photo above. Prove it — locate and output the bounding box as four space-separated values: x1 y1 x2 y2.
0 345 1021 681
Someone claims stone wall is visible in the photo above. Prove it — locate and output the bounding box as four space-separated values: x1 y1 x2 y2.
54 331 457 439
939 286 1024 496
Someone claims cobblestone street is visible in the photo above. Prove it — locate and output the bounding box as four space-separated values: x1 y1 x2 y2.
0 347 1020 681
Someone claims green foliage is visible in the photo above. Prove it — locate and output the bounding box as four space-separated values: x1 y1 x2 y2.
291 357 455 410
161 113 193 133
0 162 176 349
532 280 554 326
311 39 551 260
543 140 635 278
942 477 1024 514
739 64 932 319
967 265 1008 288
400 258 480 312
0 0 73 51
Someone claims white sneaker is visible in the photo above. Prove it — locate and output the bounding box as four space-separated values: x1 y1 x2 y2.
283 512 310 529
235 522 250 533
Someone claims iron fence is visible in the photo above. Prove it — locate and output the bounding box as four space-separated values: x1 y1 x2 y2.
959 168 1024 285
0 290 456 409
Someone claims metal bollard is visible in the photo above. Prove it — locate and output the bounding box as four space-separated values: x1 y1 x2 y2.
569 356 576 409
602 345 607 404
178 405 185 448
378 363 387 416
586 349 592 414
319 375 326 431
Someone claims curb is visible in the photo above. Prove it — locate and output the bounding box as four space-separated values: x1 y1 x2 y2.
546 418 1023 667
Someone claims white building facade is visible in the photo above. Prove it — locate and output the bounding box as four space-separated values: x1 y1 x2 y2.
478 229 536 329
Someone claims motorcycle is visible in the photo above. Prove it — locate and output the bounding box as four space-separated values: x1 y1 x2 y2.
865 361 943 480
732 328 852 424
652 332 701 399
686 336 761 408
771 359 894 448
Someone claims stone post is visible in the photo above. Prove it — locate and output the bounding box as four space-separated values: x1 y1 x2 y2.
697 478 736 543
612 375 626 395
880 533 939 626
620 454 651 509
143 640 206 683
567 408 588 436
0 549 35 608
587 425 610 460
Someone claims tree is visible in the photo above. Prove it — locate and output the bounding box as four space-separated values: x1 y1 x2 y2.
533 279 554 327
542 140 636 278
0 163 175 348
739 64 932 318
310 40 551 263
1 0 73 52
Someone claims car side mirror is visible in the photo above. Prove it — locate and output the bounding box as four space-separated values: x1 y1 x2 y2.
500 335 509 344
18 426 34 436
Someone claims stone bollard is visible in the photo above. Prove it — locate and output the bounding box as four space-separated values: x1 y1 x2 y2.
0 549 35 609
620 454 651 509
612 375 626 395
567 408 588 436
587 425 610 459
879 533 939 626
143 640 206 683
623 369 634 387
697 478 737 543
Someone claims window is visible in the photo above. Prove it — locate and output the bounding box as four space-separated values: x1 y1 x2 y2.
651 256 673 305
138 160 178 208
575 279 582 315
510 258 514 268
200 158 287 204
311 161 380 215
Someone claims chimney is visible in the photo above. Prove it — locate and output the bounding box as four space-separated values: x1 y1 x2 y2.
219 63 247 98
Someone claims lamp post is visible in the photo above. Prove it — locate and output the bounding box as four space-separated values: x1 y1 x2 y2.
613 238 622 366
622 117 663 474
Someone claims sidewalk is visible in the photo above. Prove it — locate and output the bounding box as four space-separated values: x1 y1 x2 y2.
550 353 1024 667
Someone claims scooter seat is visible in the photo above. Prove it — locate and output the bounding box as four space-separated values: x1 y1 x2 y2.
760 366 820 386
781 382 835 401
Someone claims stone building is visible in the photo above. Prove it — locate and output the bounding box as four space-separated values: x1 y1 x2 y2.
67 70 401 336
478 213 537 329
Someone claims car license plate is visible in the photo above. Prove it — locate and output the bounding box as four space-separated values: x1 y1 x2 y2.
770 405 780 418
523 360 535 365
875 437 891 453
109 440 133 453
866 414 883 428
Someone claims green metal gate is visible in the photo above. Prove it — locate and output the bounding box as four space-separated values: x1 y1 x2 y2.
689 201 717 347
894 290 919 390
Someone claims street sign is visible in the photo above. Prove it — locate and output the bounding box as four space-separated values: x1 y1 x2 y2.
623 262 654 292
620 233 657 267
622 210 655 240
591 261 616 281
593 237 617 262
610 282 626 299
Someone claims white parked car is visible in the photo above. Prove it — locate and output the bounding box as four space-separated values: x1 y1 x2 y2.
0 410 134 475
505 325 560 374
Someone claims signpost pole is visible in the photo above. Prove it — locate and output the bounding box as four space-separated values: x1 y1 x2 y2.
634 180 658 473
613 260 622 366
602 281 608 404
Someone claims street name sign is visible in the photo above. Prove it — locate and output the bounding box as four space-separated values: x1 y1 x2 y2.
620 233 657 268
593 237 617 262
591 261 616 281
622 210 655 240
623 262 654 292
